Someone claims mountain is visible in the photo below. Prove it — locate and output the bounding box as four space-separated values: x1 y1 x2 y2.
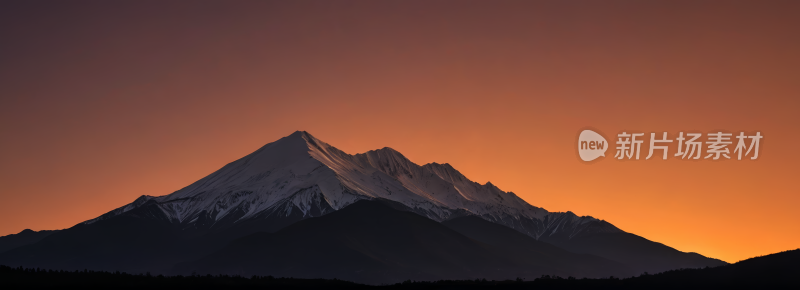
0 204 211 274
539 231 728 275
0 230 58 254
175 200 634 284
441 216 637 278
0 131 725 277
616 248 800 289
82 131 615 240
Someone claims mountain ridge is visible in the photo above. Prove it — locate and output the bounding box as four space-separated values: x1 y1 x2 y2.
83 131 618 241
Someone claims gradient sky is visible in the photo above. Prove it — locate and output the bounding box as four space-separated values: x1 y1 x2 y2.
1 0 798 263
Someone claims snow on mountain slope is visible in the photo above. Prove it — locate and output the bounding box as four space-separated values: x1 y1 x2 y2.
86 131 621 240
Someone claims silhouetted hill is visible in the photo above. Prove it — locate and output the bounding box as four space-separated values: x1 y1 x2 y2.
619 248 800 289
540 230 728 274
442 216 635 278
0 198 329 274
0 199 717 283
0 205 196 274
0 229 58 254
175 200 632 284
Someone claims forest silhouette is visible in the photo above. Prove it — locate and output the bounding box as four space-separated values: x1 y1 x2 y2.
2 248 797 289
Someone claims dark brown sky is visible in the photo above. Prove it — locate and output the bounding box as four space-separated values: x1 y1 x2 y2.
1 0 798 263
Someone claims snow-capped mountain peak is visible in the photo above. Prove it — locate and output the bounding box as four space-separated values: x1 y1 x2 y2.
85 131 620 240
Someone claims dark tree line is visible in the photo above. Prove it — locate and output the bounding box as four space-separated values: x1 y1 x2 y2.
2 263 798 289
0 265 366 289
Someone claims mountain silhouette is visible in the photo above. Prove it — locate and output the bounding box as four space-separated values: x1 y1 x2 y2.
0 229 56 254
0 131 725 282
175 200 636 284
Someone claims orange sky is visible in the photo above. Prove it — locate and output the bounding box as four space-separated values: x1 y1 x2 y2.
1 1 798 263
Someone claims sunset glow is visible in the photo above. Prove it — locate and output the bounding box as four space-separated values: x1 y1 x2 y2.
1 1 798 264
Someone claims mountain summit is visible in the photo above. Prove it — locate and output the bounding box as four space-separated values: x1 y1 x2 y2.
87 131 617 240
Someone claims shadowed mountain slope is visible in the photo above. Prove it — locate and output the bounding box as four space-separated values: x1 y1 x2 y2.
0 230 58 254
615 248 800 289
539 232 728 275
175 200 634 284
442 216 637 278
